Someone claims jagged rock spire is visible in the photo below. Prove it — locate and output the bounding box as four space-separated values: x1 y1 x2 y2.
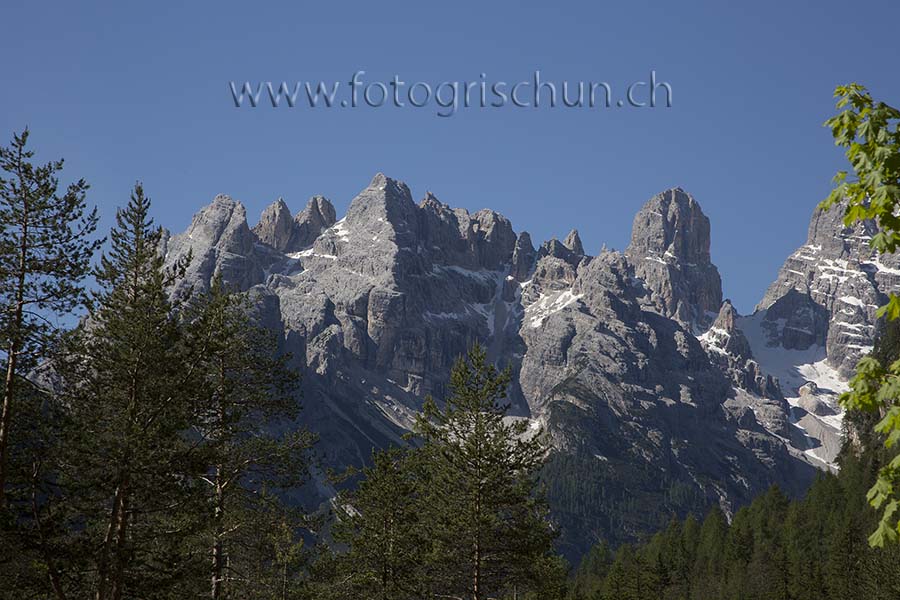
253 197 294 252
563 229 584 256
291 195 336 251
510 231 536 281
625 188 723 327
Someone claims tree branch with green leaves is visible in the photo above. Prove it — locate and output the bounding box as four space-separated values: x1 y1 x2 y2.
821 83 900 547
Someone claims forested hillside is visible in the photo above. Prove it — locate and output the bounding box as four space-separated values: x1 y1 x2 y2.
568 322 900 600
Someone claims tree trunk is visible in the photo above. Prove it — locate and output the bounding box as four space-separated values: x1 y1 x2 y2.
96 475 129 600
0 208 28 507
473 491 481 600
211 370 228 600
109 474 131 600
0 343 19 506
211 465 225 600
30 461 68 600
98 377 136 600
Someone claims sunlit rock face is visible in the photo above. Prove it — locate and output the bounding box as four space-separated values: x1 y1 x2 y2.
625 188 723 330
164 177 881 559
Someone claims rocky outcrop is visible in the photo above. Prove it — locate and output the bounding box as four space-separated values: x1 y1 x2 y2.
251 196 337 253
757 201 895 376
163 194 278 298
563 229 585 256
253 198 295 252
291 196 337 251
164 177 872 560
625 188 723 329
510 232 536 282
700 301 781 399
725 200 897 468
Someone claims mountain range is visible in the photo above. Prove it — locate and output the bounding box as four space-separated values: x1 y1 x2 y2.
160 174 894 559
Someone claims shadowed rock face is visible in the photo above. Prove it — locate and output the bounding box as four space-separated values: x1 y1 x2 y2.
510 231 536 282
163 176 880 560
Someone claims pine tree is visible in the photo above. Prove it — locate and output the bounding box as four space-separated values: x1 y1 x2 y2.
327 446 428 600
569 541 613 599
689 507 727 600
181 277 315 599
0 129 101 506
414 344 558 600
328 345 562 600
52 184 204 599
216 492 310 600
0 380 71 599
601 544 643 600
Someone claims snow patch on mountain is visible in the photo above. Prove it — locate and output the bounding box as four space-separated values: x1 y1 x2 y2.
737 311 847 467
525 289 583 328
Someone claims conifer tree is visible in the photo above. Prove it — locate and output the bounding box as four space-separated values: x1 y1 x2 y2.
569 541 612 599
0 129 101 505
689 507 726 600
413 344 558 600
328 446 427 600
326 345 561 600
181 277 315 599
824 511 863 600
53 183 202 599
601 544 643 600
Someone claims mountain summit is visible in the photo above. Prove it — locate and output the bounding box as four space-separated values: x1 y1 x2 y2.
162 176 884 559
625 187 723 328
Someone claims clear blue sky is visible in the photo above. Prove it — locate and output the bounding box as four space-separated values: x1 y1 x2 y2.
2 1 898 313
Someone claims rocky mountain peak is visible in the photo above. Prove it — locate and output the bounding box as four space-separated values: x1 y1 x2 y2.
471 209 517 270
755 199 897 376
563 229 585 256
291 195 336 250
627 188 710 263
510 231 536 281
163 194 273 298
538 236 585 269
345 173 418 232
625 188 723 327
185 194 254 255
160 177 865 559
303 195 337 225
419 191 444 211
699 300 785 405
805 201 876 259
253 197 294 252
705 300 754 360
366 173 415 209
712 299 739 333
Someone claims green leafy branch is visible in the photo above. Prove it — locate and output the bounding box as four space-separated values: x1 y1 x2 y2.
822 83 900 547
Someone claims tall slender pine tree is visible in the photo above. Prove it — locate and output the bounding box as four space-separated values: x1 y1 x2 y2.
0 129 101 506
414 344 558 600
54 184 202 599
181 277 315 599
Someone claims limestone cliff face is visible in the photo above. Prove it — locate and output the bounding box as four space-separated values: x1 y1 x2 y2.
252 198 294 252
163 177 881 558
163 194 276 299
723 200 898 470
625 188 723 329
757 201 896 376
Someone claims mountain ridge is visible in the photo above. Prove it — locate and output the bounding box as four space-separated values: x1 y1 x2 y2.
161 173 890 558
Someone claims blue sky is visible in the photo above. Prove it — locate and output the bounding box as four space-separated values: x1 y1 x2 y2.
2 1 898 313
